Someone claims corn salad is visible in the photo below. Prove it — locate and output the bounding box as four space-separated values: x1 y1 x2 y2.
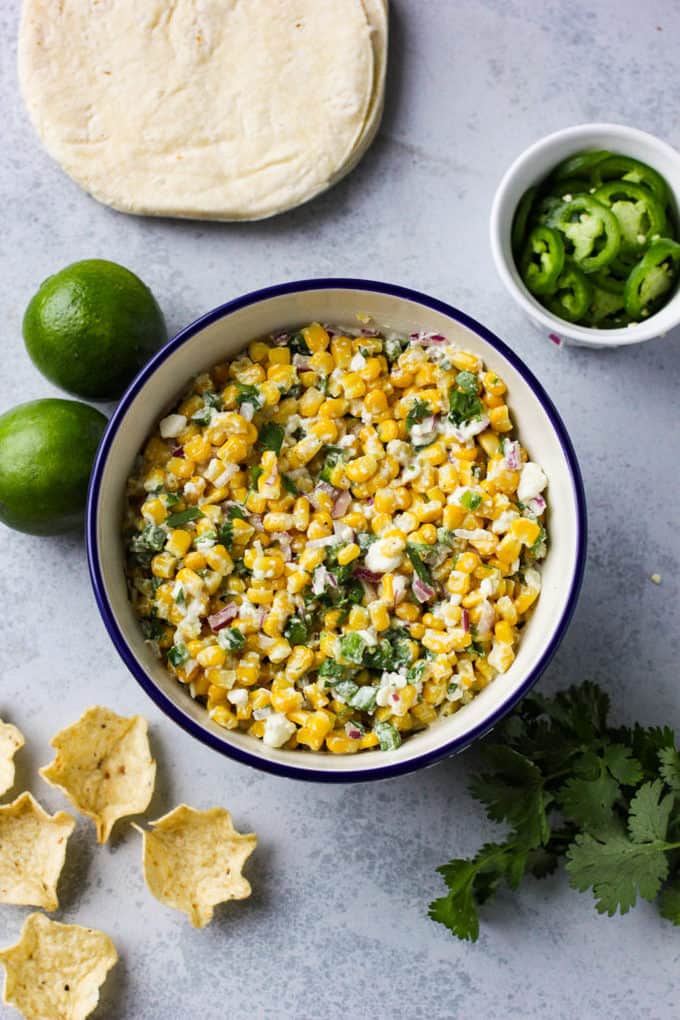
124 321 548 754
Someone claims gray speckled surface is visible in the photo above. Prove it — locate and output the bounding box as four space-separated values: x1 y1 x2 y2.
1 1 679 1017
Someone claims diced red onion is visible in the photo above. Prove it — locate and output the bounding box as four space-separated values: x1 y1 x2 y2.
171 445 185 458
461 608 470 633
410 331 447 345
272 332 290 346
354 567 383 584
345 724 363 739
412 577 435 603
504 441 521 471
257 608 268 628
249 514 264 531
208 604 239 631
526 496 546 516
391 692 400 702
263 461 279 487
331 490 352 519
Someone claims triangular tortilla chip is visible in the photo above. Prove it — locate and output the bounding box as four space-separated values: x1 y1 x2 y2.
0 720 24 797
0 792 75 911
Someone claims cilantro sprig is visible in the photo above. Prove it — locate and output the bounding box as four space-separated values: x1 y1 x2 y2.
429 682 680 940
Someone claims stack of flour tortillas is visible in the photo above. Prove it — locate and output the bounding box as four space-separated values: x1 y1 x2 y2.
18 0 387 221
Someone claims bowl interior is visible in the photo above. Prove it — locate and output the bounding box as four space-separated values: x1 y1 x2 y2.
491 123 680 346
90 282 585 779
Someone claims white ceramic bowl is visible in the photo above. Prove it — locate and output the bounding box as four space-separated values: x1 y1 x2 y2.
87 279 586 782
490 123 680 348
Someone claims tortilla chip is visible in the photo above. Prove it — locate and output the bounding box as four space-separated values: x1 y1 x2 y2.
135 804 257 928
39 706 156 843
0 912 117 1020
0 792 75 911
0 720 24 797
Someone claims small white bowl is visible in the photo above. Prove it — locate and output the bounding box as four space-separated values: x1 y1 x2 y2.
490 123 680 348
87 279 586 782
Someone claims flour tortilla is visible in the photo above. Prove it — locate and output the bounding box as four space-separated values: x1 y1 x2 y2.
19 0 386 221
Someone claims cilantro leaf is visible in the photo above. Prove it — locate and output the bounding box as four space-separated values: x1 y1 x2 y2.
566 830 669 916
429 842 527 942
658 880 680 925
455 370 479 394
406 399 431 433
628 780 674 844
659 746 680 793
559 770 620 835
448 387 483 425
257 422 285 454
281 474 299 495
470 745 550 849
405 543 432 584
603 743 644 786
235 383 263 410
289 331 311 355
165 507 204 528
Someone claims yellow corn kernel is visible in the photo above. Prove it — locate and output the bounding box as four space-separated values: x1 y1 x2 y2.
377 420 399 443
166 457 195 481
446 571 471 596
450 350 481 372
329 335 353 368
266 638 292 663
373 488 395 515
347 605 370 630
163 529 191 559
302 323 330 353
412 702 438 726
334 543 358 567
326 731 361 754
391 684 418 717
248 340 270 363
496 595 518 624
409 622 425 639
412 500 443 524
483 370 507 396
359 732 380 750
422 630 455 654
298 547 325 572
307 520 332 543
141 497 168 525
370 512 392 536
196 645 227 669
341 373 367 400
289 436 323 468
259 381 282 407
263 512 295 533
442 505 466 530
296 711 334 752
268 347 291 366
271 685 303 714
495 620 515 645
248 720 266 739
310 419 339 444
510 517 541 546
490 641 515 672
296 387 323 418
489 404 512 432
230 519 255 546
319 397 348 418
395 602 420 623
437 464 458 493
210 705 239 730
456 551 480 573
285 569 310 595
284 646 315 683
419 442 447 467
242 587 271 608
144 436 170 463
365 389 389 416
289 497 308 531
307 351 333 376
236 652 260 686
346 455 378 484
303 683 329 710
183 434 212 463
515 586 540 615
369 602 391 632
496 535 522 564
151 552 177 579
217 436 249 464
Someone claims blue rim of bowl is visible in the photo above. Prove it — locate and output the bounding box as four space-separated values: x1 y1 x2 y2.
87 277 587 783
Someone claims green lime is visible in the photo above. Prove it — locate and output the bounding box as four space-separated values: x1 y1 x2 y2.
0 399 107 535
23 259 167 400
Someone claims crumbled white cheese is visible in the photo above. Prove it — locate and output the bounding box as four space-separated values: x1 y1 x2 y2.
159 414 187 439
386 439 411 465
262 712 296 748
355 627 379 648
365 536 405 573
350 352 367 371
227 689 249 708
491 510 519 534
650 573 662 585
518 462 548 503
